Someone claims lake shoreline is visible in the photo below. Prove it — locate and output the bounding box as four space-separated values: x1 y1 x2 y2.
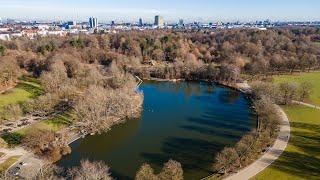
60 79 256 178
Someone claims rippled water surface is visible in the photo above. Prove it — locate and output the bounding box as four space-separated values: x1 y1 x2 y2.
58 81 255 179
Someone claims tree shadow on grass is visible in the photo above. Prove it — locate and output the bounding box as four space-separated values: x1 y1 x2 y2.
16 82 43 98
265 121 320 179
262 151 320 179
290 122 320 156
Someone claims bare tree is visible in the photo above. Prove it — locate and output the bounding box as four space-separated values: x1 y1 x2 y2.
213 147 240 174
135 163 158 180
298 81 313 101
68 159 112 180
0 56 20 88
279 82 298 104
35 164 64 180
22 129 71 162
158 160 183 180
73 83 143 134
135 160 183 180
40 60 68 93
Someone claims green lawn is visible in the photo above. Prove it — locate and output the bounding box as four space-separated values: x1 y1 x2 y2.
0 76 43 110
273 71 320 106
254 105 320 180
0 155 21 172
16 112 73 136
0 75 72 141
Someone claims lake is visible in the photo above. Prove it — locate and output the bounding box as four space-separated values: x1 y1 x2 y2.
58 81 256 179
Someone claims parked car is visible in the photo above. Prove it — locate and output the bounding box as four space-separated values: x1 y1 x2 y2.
19 162 27 166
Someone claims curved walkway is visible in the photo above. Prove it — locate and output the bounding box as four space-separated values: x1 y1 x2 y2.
225 104 291 180
292 100 320 110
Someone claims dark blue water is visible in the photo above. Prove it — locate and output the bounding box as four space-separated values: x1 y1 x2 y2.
58 81 255 179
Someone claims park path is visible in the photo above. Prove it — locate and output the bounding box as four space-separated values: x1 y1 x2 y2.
225 104 290 180
292 100 320 110
223 82 291 180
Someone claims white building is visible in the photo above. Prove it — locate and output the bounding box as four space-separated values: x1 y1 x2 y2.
0 34 10 41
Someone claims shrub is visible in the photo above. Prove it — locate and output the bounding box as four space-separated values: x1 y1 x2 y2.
2 133 23 146
1 104 23 120
70 38 84 48
0 45 5 56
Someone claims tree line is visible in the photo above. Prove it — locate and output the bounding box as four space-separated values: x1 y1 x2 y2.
1 27 319 87
0 27 319 179
211 80 313 176
1 159 183 180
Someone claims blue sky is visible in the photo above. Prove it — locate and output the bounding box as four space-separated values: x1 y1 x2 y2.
0 0 319 22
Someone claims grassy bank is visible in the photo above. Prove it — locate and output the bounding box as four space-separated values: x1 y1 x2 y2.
272 71 320 106
254 105 320 180
0 75 71 144
16 112 73 136
241 71 320 179
0 76 43 111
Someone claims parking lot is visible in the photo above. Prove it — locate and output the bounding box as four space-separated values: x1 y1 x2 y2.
6 153 44 178
0 116 44 135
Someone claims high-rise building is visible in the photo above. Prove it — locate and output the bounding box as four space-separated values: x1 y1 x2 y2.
65 21 76 29
154 15 164 28
139 18 143 27
178 19 184 27
89 17 98 29
68 21 76 26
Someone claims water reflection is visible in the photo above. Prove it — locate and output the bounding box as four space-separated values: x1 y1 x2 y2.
219 90 241 104
58 81 255 180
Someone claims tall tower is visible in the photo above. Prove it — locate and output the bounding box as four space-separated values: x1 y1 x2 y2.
154 15 164 28
89 17 98 28
179 19 184 27
139 18 143 27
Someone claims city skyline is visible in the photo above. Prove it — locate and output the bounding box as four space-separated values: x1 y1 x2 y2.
0 0 320 23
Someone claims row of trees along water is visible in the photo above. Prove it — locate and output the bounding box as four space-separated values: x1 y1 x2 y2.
0 27 319 179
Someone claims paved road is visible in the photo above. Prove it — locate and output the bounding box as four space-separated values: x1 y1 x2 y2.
7 153 44 178
225 104 291 180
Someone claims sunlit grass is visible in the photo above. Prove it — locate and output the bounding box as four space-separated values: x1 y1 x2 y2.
0 76 43 110
273 71 320 106
16 112 73 136
254 105 320 180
